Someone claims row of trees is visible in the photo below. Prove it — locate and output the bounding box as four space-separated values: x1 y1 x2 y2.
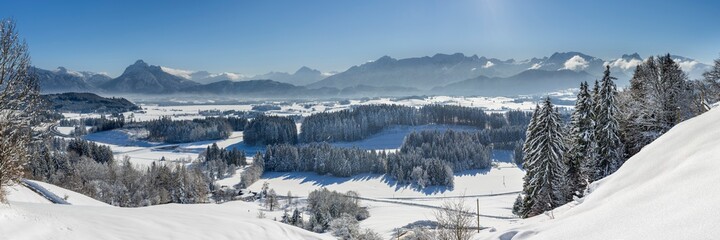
386 154 455 188
262 129 494 187
263 143 385 177
517 57 712 218
243 115 298 146
145 116 235 143
59 115 127 132
400 130 493 171
66 138 114 163
299 104 531 143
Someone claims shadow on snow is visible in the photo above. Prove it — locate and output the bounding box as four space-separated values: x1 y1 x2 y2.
261 166 500 196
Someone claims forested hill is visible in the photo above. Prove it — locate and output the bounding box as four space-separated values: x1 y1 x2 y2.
42 92 140 114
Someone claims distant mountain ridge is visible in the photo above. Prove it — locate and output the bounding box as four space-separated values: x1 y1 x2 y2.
160 66 329 86
307 52 710 90
432 69 596 96
34 67 111 93
101 60 200 94
35 52 712 97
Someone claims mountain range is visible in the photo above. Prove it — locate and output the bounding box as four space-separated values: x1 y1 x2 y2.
34 67 111 93
35 52 713 97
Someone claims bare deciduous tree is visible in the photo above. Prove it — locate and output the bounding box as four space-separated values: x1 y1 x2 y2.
434 198 475 240
0 19 39 203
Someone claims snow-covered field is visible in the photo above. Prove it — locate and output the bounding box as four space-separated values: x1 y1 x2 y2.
249 163 524 239
2 184 331 240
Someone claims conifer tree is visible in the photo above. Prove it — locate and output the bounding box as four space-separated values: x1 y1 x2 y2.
520 97 567 218
564 82 594 200
518 104 541 216
593 66 624 181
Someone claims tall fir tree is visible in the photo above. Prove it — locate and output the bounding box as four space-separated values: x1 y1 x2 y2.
520 97 567 218
516 104 541 215
593 66 625 181
564 82 595 200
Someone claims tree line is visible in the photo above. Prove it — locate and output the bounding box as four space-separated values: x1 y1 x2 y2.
145 116 240 143
261 129 496 188
243 115 298 146
299 104 530 143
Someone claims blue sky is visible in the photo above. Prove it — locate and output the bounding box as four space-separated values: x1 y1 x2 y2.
2 0 719 76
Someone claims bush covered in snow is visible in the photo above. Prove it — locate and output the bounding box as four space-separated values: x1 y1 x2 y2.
306 188 369 233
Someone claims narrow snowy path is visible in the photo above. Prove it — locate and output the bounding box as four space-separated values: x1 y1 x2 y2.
353 195 518 220
379 190 521 200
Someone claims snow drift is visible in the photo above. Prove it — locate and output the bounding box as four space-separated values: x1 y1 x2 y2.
487 107 720 239
2 182 331 240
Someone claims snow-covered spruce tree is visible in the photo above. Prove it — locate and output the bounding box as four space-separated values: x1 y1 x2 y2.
517 104 540 216
0 19 40 203
592 66 624 181
520 97 567 218
564 82 595 200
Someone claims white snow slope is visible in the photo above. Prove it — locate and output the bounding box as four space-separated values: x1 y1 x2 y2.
1 183 331 240
483 107 720 239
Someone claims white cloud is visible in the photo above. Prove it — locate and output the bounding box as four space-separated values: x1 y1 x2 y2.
675 59 700 72
562 55 589 71
210 72 244 80
606 58 643 71
54 67 83 77
160 66 194 79
483 61 495 68
529 63 542 70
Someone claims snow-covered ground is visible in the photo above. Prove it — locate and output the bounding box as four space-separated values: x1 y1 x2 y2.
247 162 524 238
480 107 720 239
2 183 331 240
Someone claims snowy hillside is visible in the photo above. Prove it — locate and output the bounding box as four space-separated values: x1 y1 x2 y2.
1 182 332 240
483 107 720 239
